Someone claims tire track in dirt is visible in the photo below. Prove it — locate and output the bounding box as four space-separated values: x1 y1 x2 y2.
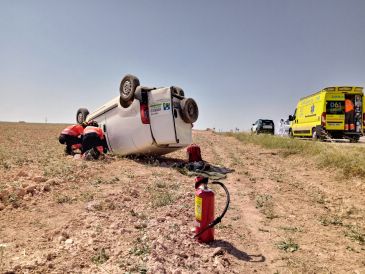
194 131 274 273
195 131 365 273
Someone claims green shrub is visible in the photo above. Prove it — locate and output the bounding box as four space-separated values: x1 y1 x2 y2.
276 238 299 252
91 248 109 264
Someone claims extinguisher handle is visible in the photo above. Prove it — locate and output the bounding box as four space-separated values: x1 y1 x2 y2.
211 181 230 223
194 176 209 189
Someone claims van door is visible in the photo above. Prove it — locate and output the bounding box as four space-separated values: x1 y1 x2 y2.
148 87 177 145
171 96 193 146
94 115 110 151
103 100 138 154
354 94 363 133
362 95 365 134
325 93 345 131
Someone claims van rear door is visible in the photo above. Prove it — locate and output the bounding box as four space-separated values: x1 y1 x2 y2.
363 95 365 134
148 87 177 145
171 96 193 146
325 93 345 130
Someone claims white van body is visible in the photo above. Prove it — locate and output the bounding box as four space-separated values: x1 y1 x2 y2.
84 87 194 156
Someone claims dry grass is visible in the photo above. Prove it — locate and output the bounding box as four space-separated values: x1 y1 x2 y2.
0 244 5 273
276 238 299 252
91 248 109 265
1 123 364 273
255 194 278 219
148 180 178 208
226 132 365 178
0 122 69 175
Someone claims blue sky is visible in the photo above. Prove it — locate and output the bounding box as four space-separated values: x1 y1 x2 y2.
1 0 364 130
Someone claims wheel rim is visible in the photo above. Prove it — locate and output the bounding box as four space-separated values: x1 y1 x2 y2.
184 100 198 122
188 103 194 116
312 130 317 139
77 113 83 123
122 80 132 97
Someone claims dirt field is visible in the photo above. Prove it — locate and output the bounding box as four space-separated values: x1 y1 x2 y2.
0 122 364 274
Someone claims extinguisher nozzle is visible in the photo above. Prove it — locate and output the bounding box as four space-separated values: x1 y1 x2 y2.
194 176 208 189
193 219 220 239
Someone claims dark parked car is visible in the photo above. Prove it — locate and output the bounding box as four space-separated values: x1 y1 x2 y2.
251 119 275 135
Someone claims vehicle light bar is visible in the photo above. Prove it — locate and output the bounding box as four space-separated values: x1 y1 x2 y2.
338 87 352 91
324 87 335 91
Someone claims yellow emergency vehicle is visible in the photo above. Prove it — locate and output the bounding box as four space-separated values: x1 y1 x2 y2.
289 86 364 142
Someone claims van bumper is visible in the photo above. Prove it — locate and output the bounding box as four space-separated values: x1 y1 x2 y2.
326 130 362 138
257 129 275 134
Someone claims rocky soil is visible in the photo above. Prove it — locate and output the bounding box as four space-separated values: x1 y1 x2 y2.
0 122 364 273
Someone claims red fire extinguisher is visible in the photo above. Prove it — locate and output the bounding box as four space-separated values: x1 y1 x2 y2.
194 176 230 243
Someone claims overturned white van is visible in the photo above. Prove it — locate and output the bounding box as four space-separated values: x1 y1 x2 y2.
76 74 199 156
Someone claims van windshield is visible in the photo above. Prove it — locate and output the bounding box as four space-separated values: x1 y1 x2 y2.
326 101 344 115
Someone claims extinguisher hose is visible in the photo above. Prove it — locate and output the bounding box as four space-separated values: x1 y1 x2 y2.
194 181 230 238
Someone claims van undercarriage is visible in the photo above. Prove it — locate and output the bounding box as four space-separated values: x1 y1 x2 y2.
314 126 361 142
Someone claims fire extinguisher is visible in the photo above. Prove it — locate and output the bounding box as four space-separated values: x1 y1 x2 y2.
194 176 230 243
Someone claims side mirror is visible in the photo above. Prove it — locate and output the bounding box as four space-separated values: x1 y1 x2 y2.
252 123 255 126
288 115 293 121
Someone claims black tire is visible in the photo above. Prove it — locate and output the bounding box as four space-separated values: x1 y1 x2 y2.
76 108 89 124
119 74 140 108
171 86 185 97
180 98 199 123
350 136 360 143
312 127 319 140
313 126 326 141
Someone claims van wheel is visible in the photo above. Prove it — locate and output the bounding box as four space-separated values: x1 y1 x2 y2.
171 86 185 97
180 98 199 123
119 74 140 108
76 108 89 124
312 128 319 140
